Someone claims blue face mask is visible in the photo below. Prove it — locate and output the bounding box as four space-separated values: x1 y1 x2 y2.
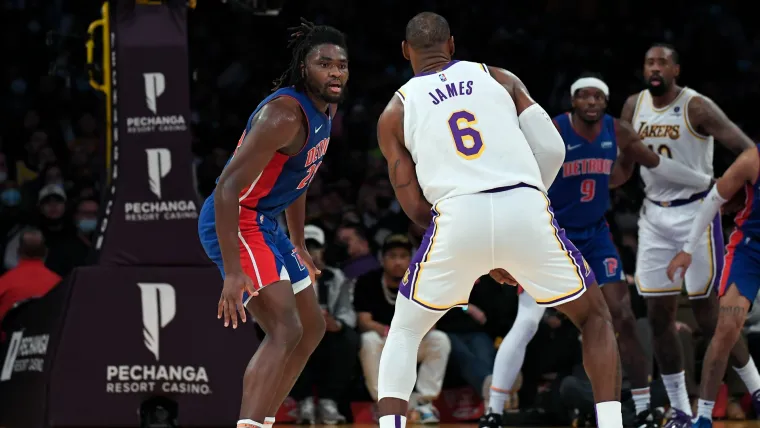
77 218 98 233
1 188 21 207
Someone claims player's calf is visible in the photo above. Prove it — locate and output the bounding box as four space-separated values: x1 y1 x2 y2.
238 280 304 425
602 281 653 416
556 281 623 428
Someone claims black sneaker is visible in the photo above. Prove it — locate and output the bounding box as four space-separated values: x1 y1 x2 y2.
634 409 657 428
478 410 503 428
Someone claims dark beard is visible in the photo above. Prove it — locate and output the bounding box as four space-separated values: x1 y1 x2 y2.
647 81 668 97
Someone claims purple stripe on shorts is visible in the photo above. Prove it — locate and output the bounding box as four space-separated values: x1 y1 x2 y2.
540 205 594 306
395 414 401 428
398 207 439 300
709 213 725 293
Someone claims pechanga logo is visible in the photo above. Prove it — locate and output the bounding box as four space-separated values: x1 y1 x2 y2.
126 72 187 134
105 283 211 395
1 331 49 382
124 149 198 222
138 282 176 361
146 148 171 199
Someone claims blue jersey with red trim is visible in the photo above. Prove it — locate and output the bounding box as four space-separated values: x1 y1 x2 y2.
734 145 760 238
223 87 331 218
548 113 617 230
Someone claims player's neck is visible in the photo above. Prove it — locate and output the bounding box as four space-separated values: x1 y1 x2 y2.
570 113 602 141
304 88 331 114
414 54 452 76
650 85 683 109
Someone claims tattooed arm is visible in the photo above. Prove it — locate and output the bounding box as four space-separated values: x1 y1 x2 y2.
377 96 432 228
687 95 754 154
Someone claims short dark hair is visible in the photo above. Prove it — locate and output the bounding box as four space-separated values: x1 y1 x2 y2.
405 12 450 49
272 18 348 92
576 71 604 80
649 43 680 64
18 228 47 260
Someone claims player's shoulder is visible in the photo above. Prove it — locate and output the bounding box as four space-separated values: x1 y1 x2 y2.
259 95 304 123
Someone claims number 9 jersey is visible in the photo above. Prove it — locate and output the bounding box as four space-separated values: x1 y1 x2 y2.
395 60 545 206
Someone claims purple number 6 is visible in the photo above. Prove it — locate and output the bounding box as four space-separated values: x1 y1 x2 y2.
448 110 485 159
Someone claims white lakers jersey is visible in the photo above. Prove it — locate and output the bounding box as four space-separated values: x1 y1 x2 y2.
632 87 714 201
396 60 544 206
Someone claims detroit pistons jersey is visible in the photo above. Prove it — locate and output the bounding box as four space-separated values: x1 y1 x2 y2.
221 87 331 218
395 60 544 205
734 145 760 239
632 87 714 201
548 113 617 230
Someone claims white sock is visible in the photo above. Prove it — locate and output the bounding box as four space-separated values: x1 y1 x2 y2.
631 387 651 415
697 399 714 421
263 416 275 428
734 357 760 394
662 371 692 416
237 420 263 428
488 387 510 413
595 401 623 428
379 414 406 428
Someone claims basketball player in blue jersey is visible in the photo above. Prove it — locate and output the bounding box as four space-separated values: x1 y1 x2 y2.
483 74 718 428
196 19 348 428
667 144 760 428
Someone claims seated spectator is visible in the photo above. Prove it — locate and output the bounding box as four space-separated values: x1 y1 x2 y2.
291 225 359 425
336 223 380 279
355 234 450 423
0 228 60 329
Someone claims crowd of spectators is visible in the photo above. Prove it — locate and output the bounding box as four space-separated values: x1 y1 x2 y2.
3 0 760 424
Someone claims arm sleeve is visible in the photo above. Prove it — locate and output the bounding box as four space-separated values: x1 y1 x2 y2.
518 103 565 190
683 186 727 254
647 155 713 189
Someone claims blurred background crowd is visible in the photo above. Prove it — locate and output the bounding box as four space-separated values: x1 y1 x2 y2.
3 0 760 425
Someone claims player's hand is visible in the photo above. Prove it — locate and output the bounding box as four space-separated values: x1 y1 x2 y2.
666 251 693 282
298 246 322 285
323 310 342 332
489 268 518 286
218 271 256 329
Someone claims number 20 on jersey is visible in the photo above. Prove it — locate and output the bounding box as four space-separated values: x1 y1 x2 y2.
448 110 485 159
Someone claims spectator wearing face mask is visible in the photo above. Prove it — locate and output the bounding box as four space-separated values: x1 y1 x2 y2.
63 198 99 269
0 228 60 328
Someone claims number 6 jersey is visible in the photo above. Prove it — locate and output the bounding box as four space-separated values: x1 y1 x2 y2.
395 60 544 205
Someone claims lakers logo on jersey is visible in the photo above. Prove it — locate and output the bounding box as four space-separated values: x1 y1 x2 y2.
402 269 410 285
637 122 680 140
582 258 591 277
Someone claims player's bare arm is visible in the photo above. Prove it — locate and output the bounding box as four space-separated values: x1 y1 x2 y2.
285 191 321 283
214 98 303 326
488 66 565 189
377 97 433 228
688 95 754 153
614 117 712 190
667 147 760 281
486 66 536 114
620 94 639 124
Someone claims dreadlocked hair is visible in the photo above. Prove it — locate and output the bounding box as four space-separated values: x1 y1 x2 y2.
272 18 347 92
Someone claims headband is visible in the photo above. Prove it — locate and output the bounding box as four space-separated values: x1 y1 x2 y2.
570 77 609 98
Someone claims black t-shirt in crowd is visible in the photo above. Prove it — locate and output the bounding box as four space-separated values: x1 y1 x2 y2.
353 268 397 326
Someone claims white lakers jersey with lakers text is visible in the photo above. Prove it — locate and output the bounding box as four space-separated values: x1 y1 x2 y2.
632 87 714 201
395 60 544 205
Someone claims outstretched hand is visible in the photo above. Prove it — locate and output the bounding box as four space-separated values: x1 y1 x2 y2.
298 247 321 285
